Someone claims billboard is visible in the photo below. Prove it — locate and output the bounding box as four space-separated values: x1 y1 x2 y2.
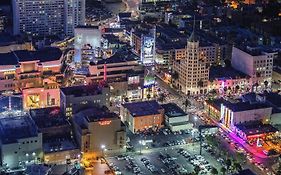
141 30 155 65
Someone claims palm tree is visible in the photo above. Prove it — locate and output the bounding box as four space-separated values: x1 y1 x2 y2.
193 165 201 175
220 167 227 175
226 159 232 171
233 162 242 173
147 94 151 100
183 99 191 113
210 167 218 175
264 80 269 88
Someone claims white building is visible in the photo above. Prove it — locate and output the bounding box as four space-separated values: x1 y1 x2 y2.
12 0 85 36
0 116 43 169
161 103 192 132
231 47 274 87
172 31 209 95
221 101 272 128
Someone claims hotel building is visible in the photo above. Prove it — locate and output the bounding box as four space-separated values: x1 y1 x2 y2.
12 0 85 36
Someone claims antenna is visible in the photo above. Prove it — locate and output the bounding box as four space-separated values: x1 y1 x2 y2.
193 15 196 32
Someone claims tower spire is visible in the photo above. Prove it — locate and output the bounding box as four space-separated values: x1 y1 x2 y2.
188 15 198 42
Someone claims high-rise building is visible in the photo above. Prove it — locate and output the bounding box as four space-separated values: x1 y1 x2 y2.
12 0 85 36
172 31 209 95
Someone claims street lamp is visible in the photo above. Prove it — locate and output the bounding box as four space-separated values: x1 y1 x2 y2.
101 144 106 158
139 140 145 154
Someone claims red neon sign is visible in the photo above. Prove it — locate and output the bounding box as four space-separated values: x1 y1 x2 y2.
98 120 111 126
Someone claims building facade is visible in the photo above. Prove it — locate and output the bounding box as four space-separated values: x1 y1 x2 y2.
12 0 85 36
231 47 274 88
0 116 43 169
72 107 126 158
172 32 209 95
120 100 164 133
60 84 110 117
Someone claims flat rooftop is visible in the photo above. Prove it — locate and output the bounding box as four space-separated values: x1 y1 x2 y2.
30 107 69 129
60 84 108 97
0 47 62 65
209 65 248 81
0 116 39 144
224 101 271 112
93 49 138 65
43 134 78 153
205 98 231 111
122 100 163 117
161 103 187 118
235 121 278 136
73 107 118 130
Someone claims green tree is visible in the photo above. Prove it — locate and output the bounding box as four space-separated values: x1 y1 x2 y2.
193 165 201 175
220 167 227 175
183 99 191 113
226 159 232 171
233 162 242 173
210 167 218 175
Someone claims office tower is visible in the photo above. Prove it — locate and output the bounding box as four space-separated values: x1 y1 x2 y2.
12 0 85 36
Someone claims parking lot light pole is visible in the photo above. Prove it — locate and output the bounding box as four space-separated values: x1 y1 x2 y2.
139 140 145 154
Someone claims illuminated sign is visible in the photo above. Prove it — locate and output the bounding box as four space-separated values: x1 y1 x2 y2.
141 30 155 65
98 120 112 126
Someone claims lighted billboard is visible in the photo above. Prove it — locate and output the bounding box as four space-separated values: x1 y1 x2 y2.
141 34 155 65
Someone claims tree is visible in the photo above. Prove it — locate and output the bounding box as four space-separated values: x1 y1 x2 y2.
233 162 242 173
197 79 204 88
193 165 201 175
264 80 269 88
210 167 218 175
158 93 165 103
183 99 191 113
226 159 232 171
220 167 227 175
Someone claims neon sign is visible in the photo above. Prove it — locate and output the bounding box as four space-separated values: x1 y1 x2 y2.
98 120 112 126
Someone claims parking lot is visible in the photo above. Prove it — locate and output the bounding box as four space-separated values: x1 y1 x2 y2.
107 142 222 175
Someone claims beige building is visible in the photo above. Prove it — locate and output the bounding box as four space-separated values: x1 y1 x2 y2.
72 107 126 158
231 47 274 88
172 32 209 95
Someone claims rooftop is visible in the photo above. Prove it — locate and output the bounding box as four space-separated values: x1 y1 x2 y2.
0 47 62 65
205 98 231 111
43 134 78 153
91 49 138 65
30 107 69 129
224 101 271 112
73 107 118 130
209 65 248 81
0 116 39 144
161 103 187 118
235 121 278 136
122 100 163 117
60 84 108 97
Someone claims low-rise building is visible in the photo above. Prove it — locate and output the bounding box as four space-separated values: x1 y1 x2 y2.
221 101 272 128
30 107 79 164
161 103 192 131
120 100 164 133
60 84 110 117
0 116 43 169
72 107 126 158
209 65 250 93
